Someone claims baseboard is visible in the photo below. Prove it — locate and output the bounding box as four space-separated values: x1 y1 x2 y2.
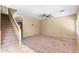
23 34 41 39
23 33 76 40
41 34 76 39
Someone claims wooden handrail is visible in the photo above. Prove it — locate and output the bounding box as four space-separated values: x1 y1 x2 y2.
8 9 20 31
7 7 21 44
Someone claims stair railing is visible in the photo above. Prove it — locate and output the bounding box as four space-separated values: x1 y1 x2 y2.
8 8 21 44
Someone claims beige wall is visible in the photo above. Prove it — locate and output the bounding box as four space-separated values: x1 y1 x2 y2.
23 17 41 37
41 15 76 38
76 10 79 46
0 6 1 13
0 14 1 48
23 15 76 38
0 6 8 14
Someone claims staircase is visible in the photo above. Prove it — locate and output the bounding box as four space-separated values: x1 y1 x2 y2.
1 13 18 49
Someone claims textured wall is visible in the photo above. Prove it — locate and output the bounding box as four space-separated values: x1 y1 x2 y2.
41 15 76 38
76 10 79 46
23 17 40 37
0 14 1 48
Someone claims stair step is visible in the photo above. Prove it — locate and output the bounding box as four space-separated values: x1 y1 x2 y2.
1 13 18 48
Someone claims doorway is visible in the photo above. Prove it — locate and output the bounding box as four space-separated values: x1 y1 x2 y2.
17 21 23 39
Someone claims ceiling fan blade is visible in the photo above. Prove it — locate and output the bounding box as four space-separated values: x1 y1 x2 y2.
38 14 54 19
38 14 46 18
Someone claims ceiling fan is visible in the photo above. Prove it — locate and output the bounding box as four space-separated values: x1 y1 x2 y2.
38 13 54 19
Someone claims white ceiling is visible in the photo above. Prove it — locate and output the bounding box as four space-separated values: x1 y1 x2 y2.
6 5 79 19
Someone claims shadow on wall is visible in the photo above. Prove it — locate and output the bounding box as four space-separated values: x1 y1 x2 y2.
23 17 41 37
41 15 76 38
22 15 76 38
